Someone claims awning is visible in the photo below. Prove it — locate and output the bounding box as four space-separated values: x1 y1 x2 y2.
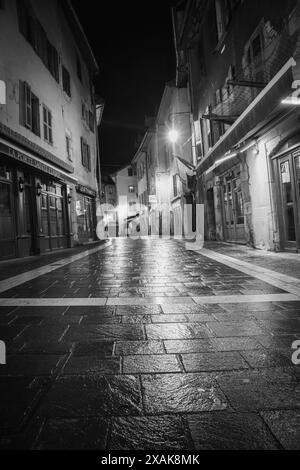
196 58 296 175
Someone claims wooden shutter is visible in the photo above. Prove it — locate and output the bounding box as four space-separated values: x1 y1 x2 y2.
24 82 32 128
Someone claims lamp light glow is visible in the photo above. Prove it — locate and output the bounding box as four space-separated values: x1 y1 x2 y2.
168 129 179 143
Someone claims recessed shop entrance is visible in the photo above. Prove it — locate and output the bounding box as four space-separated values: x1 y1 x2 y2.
274 149 300 252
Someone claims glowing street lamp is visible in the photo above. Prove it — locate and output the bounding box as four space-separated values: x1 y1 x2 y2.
168 128 179 143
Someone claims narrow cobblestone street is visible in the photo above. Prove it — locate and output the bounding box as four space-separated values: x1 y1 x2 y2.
0 239 300 450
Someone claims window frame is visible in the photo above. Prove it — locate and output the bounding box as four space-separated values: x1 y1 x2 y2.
42 104 53 144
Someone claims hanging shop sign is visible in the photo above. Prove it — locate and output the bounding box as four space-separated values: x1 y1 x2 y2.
75 184 97 197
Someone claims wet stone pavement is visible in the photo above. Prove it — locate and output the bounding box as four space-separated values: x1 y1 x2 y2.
0 238 300 449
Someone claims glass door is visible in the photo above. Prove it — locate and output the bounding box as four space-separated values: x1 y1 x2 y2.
0 166 16 259
278 155 298 250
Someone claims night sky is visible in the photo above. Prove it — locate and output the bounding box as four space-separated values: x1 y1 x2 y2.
72 0 177 174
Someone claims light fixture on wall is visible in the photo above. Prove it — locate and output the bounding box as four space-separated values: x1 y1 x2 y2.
36 182 42 197
67 193 72 204
18 177 24 192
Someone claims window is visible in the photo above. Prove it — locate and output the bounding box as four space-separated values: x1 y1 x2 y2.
62 66 71 97
47 40 59 82
88 111 94 132
43 105 53 144
81 137 91 170
173 175 178 198
17 1 59 83
66 133 72 161
128 167 133 177
22 82 40 136
128 185 135 193
76 54 82 82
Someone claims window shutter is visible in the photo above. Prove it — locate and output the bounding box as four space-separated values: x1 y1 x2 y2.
81 137 84 166
24 82 32 128
16 0 27 37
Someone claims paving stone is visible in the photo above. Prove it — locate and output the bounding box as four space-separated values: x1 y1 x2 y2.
151 314 187 323
123 354 180 374
38 374 143 417
240 348 290 368
65 306 115 315
121 314 152 324
0 325 26 341
0 377 47 433
109 416 192 450
181 352 248 372
258 319 300 335
216 374 300 411
188 412 278 450
207 321 265 337
146 323 209 340
115 340 164 356
65 324 145 341
14 306 67 315
0 355 63 376
260 410 300 449
18 325 68 342
161 304 223 314
73 341 114 357
142 373 228 413
36 418 109 450
12 316 43 325
20 341 73 354
164 339 215 354
81 315 120 324
63 356 121 375
213 337 263 351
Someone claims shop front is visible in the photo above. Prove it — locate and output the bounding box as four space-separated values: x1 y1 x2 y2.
75 184 96 244
220 165 247 244
272 144 300 252
0 141 73 260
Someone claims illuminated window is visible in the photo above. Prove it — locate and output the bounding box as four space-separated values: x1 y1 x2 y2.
128 185 135 193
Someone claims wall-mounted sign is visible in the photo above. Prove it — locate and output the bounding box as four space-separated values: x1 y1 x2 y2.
0 142 66 181
149 195 157 203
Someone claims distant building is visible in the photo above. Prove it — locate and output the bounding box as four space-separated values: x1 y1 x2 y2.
0 0 101 260
111 164 138 230
173 0 300 251
100 173 117 227
130 82 195 236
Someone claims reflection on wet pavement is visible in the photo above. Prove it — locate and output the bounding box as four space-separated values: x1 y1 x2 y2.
0 238 300 449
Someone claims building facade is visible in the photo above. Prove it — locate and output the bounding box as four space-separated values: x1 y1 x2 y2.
111 164 138 230
173 0 300 251
130 82 195 237
0 0 100 260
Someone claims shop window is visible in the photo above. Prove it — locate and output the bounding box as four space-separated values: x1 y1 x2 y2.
43 105 53 144
62 66 71 97
0 182 13 238
22 82 40 136
80 137 91 171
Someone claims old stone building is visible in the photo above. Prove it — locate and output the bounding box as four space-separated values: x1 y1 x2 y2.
173 0 300 251
0 0 101 259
